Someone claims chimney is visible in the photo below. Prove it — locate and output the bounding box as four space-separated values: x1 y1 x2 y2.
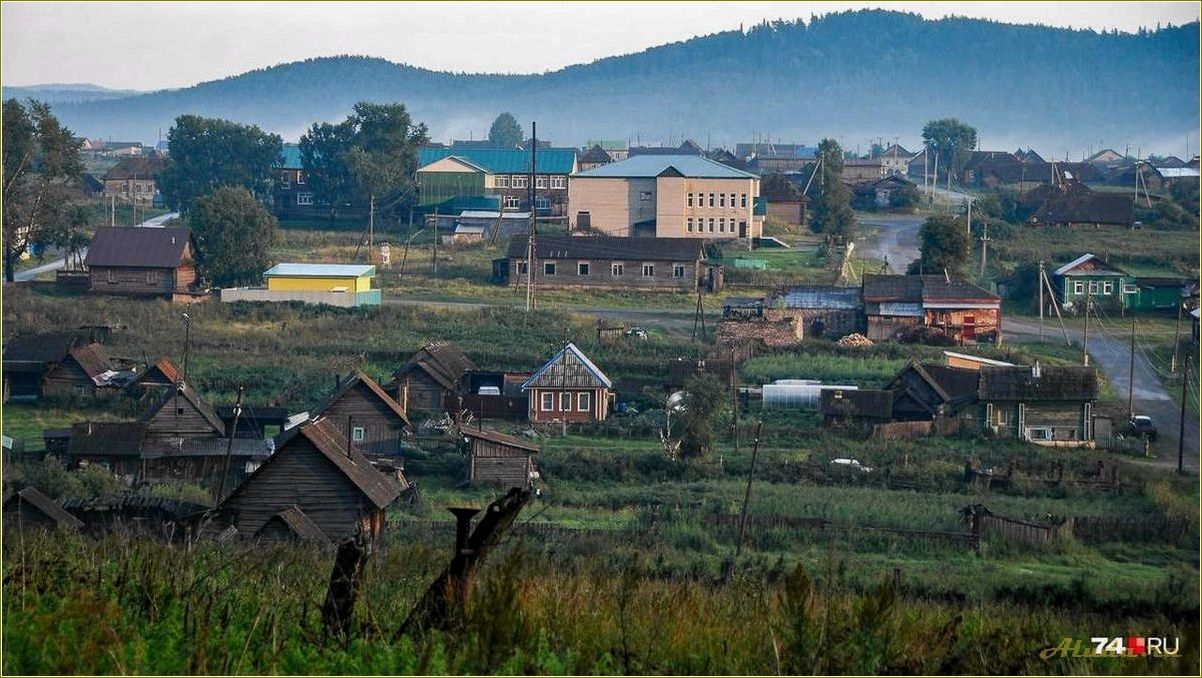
1032 361 1042 378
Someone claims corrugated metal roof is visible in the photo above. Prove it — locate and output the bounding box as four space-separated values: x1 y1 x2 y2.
522 343 612 390
280 144 303 170
457 210 530 219
575 154 758 179
418 147 577 174
877 302 925 317
1158 167 1200 178
774 285 862 310
264 263 375 278
505 234 705 262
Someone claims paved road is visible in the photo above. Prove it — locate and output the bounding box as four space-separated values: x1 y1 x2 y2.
12 212 178 282
857 214 924 273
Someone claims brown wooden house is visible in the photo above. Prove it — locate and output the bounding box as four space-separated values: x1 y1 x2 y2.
522 342 614 423
820 389 893 425
978 364 1098 445
313 371 412 457
42 343 127 398
3 487 84 532
862 274 1001 345
3 331 123 400
885 362 980 423
389 342 477 414
495 235 724 293
216 417 401 544
102 156 164 202
462 428 540 488
133 357 183 390
84 227 206 301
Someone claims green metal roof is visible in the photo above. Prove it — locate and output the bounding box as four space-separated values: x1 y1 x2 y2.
280 144 303 170
418 147 577 174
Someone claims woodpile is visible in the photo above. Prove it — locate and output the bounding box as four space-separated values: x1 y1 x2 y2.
836 333 873 347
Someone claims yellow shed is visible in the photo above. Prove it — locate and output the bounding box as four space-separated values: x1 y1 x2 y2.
264 263 375 293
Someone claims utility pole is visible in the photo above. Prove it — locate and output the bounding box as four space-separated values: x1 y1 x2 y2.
215 385 244 503
431 205 439 276
978 220 989 279
1038 260 1046 341
731 420 763 575
368 194 375 265
966 194 973 237
1171 300 1183 373
110 195 116 227
181 313 192 384
525 122 538 313
1082 292 1091 367
1178 354 1189 475
1127 317 1136 420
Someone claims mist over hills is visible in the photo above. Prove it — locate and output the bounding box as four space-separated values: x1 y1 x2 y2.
10 10 1199 156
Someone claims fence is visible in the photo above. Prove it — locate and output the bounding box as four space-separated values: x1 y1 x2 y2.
1070 515 1193 545
220 287 382 307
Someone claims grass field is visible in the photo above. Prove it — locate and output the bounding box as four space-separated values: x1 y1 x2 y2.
992 225 1198 277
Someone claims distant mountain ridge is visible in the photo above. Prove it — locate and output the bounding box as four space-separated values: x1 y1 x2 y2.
14 10 1200 154
3 83 144 104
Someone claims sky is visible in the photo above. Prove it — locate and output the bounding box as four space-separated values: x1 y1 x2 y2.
2 1 1199 90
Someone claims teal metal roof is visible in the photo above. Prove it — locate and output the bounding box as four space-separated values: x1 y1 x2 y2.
418 147 576 174
264 263 375 278
280 144 303 170
574 154 758 179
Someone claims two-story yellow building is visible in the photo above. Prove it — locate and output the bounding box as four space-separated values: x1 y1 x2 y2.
568 155 763 239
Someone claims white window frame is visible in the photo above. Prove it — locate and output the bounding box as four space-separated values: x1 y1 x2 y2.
503 195 521 209
512 175 529 189
550 175 566 189
1073 280 1084 295
1102 280 1113 295
577 391 591 412
535 175 548 189
295 172 305 185
730 193 737 207
543 262 557 275
535 195 551 210
687 192 694 207
352 426 366 442
297 193 314 206
541 392 554 411
741 193 747 208
497 175 511 188
719 193 726 208
708 218 715 233
719 218 726 232
642 263 654 277
708 193 715 207
1088 281 1099 294
611 262 624 276
577 261 590 276
687 217 694 232
1122 283 1138 294
673 264 686 278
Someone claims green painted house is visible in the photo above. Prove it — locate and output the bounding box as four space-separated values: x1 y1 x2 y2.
1131 277 1194 312
1051 253 1132 312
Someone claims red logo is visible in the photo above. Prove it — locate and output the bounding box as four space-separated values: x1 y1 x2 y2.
1127 637 1146 656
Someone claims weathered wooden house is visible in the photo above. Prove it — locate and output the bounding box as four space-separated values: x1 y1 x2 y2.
885 363 980 423
42 342 129 398
522 343 614 424
60 494 208 540
978 364 1098 444
495 234 723 292
1028 191 1134 228
820 389 893 424
66 421 148 481
313 371 411 457
462 428 540 488
3 487 84 532
102 156 164 201
3 331 128 400
216 417 401 544
862 274 1001 345
766 286 864 339
389 342 477 415
84 227 206 302
132 357 183 390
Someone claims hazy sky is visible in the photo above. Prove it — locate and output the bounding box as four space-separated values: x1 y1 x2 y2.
3 1 1199 90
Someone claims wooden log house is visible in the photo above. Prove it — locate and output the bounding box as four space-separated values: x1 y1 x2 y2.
522 343 614 423
84 227 207 302
389 342 477 415
312 371 412 457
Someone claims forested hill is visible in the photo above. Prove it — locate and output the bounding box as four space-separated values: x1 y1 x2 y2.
31 10 1201 152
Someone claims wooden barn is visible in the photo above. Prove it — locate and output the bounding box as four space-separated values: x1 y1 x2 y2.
862 274 1001 345
84 227 207 302
132 357 182 390
65 421 147 481
820 389 893 425
978 364 1098 444
216 417 401 544
313 371 411 457
389 342 477 414
462 428 540 488
3 487 84 532
3 331 97 400
522 343 614 424
253 505 329 543
41 342 128 398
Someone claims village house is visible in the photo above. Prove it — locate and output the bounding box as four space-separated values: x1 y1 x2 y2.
585 140 628 161
884 362 981 424
311 371 412 458
220 263 380 307
215 417 402 544
461 427 540 489
495 234 722 292
765 285 864 339
820 388 893 425
569 154 762 239
841 158 886 182
850 175 916 209
131 357 183 391
3 331 130 400
522 343 613 424
102 156 164 202
736 142 817 173
389 342 477 415
978 364 1098 445
1028 191 1134 228
629 140 705 157
273 144 322 218
416 147 577 218
84 227 206 302
1051 253 1131 312
578 145 615 171
878 143 913 176
2 487 84 533
862 274 1002 345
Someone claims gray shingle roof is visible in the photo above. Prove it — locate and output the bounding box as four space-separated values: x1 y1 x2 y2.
85 227 193 269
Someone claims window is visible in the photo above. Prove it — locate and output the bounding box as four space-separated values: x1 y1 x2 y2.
1073 281 1085 295
611 262 624 276
730 193 737 207
687 217 694 232
1027 427 1052 441
708 218 715 233
145 270 155 284
719 193 726 207
297 193 314 205
512 175 529 189
1122 283 1138 294
517 261 528 275
352 426 365 442
544 262 556 275
578 262 590 276
280 174 291 189
673 264 686 278
577 391 591 412
639 191 653 202
535 196 551 210
741 193 747 208
497 175 510 188
687 192 694 207
642 264 655 276
718 218 726 232
708 193 715 207
503 195 521 209
1088 281 1099 294
550 175 566 189
106 269 116 284
541 392 554 411
560 391 572 411
296 172 305 185
536 175 548 189
1102 281 1114 294
176 407 185 415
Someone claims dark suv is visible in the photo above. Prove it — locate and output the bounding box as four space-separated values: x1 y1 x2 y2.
1127 415 1158 442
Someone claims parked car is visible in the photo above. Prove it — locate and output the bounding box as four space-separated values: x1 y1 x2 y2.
1127 415 1158 442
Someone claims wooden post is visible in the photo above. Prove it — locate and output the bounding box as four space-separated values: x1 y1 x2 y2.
322 533 369 640
730 420 764 576
1179 354 1190 475
214 385 244 503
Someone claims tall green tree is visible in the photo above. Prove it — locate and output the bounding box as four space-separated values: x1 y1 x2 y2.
298 120 356 218
2 99 83 281
488 112 522 149
159 115 282 213
189 186 279 286
921 118 977 182
678 374 729 459
909 214 971 276
808 138 856 241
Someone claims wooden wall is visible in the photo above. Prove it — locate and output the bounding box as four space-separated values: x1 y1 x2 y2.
397 370 448 414
323 382 408 456
89 265 182 297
